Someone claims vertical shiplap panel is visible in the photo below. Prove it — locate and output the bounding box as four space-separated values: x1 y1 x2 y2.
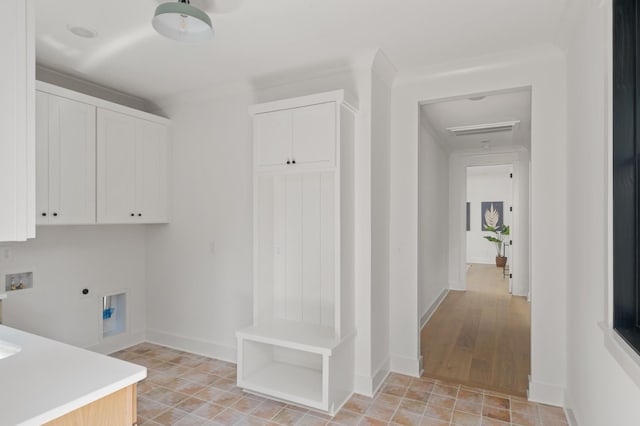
285 175 303 321
272 175 286 320
257 176 274 321
302 173 322 325
320 172 335 328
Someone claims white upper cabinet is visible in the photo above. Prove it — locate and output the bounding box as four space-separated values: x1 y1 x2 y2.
97 108 168 224
0 0 35 241
291 102 336 167
135 120 168 224
36 92 96 225
253 102 336 171
254 109 292 168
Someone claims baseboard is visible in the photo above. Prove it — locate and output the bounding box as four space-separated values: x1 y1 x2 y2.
528 376 565 406
564 407 579 426
88 331 146 355
354 357 390 396
420 288 449 329
390 354 422 377
146 329 236 363
449 280 465 291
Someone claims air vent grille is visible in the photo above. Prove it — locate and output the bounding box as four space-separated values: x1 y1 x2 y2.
446 120 520 136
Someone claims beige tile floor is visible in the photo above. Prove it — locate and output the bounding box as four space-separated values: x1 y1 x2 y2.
110 343 568 426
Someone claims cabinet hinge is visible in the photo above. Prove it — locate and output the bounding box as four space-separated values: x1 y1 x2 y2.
509 206 513 212
509 173 513 178
510 273 513 279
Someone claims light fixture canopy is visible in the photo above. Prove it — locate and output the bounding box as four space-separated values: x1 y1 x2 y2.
152 0 214 42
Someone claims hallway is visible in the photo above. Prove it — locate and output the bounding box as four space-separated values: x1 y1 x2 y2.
420 264 530 397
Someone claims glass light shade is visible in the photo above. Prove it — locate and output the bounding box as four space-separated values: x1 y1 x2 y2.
152 2 214 42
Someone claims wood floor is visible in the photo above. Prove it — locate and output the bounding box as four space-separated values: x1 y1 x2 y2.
420 264 531 397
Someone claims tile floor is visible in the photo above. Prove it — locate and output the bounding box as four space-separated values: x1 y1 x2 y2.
110 343 568 426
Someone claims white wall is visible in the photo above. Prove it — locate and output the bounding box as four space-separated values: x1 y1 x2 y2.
390 47 567 404
369 56 393 393
145 64 379 389
565 1 640 424
0 226 147 352
418 119 449 325
144 91 254 362
466 165 512 264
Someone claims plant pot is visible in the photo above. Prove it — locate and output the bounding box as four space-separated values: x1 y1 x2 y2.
496 256 507 267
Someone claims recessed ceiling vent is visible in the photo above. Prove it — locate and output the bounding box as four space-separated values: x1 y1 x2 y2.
446 120 520 136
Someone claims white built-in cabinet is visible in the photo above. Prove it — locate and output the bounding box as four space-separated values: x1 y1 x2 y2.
34 81 170 226
0 0 35 241
254 102 336 170
36 91 96 225
237 91 357 415
97 109 168 224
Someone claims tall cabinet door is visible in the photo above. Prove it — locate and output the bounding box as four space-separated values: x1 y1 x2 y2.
35 91 50 225
291 102 336 167
135 120 168 223
97 109 136 223
48 95 96 224
254 110 292 169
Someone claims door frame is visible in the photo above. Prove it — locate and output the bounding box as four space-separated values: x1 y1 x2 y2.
449 147 530 297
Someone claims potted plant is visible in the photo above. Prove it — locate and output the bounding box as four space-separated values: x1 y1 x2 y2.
483 224 510 267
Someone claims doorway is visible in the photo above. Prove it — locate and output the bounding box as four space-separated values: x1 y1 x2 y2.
418 88 532 397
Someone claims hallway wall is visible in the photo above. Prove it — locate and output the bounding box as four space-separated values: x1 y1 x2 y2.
418 118 449 326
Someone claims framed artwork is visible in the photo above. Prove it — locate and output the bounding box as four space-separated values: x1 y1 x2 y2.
481 201 503 229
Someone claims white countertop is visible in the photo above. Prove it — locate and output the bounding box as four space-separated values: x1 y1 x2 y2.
0 325 146 426
0 293 6 300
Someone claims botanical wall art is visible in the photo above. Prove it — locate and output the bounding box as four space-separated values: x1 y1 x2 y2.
481 201 504 229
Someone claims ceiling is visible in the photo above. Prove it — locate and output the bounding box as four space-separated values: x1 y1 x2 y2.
35 0 574 102
420 89 532 152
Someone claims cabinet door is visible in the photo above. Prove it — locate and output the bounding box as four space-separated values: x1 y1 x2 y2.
135 120 168 223
97 109 136 224
291 102 336 168
254 110 292 169
35 91 49 225
48 95 96 225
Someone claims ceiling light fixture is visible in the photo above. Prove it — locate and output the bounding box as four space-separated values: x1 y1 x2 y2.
152 0 214 42
67 25 98 39
446 121 520 136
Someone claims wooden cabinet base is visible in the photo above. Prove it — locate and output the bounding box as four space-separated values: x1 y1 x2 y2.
44 384 136 426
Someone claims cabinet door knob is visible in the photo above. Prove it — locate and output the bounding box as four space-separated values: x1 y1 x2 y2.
52 212 58 217
130 213 135 217
138 213 142 217
292 159 296 164
286 160 291 165
41 212 47 217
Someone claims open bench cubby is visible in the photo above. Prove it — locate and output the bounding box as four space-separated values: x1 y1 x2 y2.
237 320 354 415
